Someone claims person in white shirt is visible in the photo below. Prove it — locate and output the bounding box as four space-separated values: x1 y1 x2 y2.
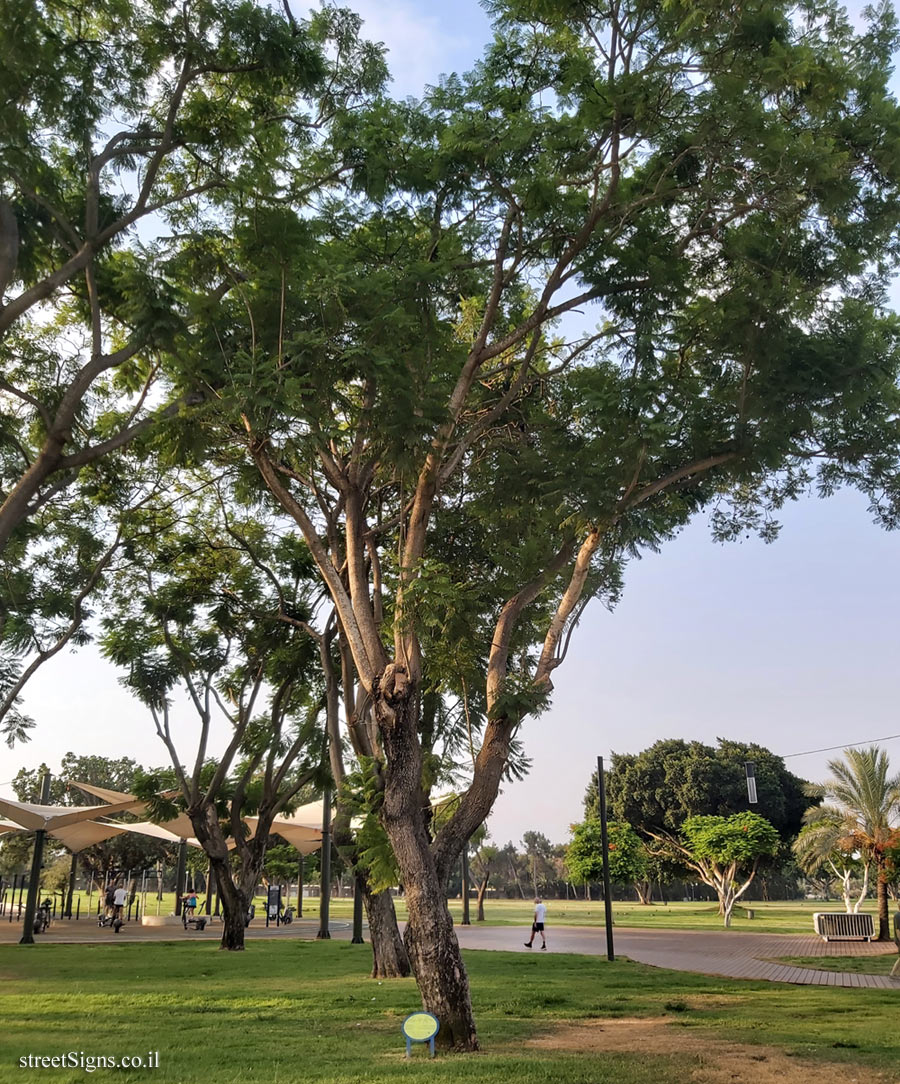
112 884 127 922
524 898 547 949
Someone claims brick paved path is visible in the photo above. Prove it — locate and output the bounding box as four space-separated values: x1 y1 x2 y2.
1 913 897 989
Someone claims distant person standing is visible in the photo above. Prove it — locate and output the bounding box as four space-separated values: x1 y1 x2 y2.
112 883 127 922
524 898 547 949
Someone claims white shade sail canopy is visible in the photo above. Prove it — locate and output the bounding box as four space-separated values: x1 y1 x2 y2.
72 781 195 840
279 801 326 829
1 780 325 861
71 782 136 804
0 795 144 832
113 821 206 849
49 820 130 853
248 816 322 854
271 829 322 856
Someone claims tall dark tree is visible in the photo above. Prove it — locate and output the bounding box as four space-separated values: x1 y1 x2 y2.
164 0 900 1048
600 739 810 841
101 493 329 950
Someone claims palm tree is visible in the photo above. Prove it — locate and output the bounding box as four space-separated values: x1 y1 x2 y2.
807 747 900 940
792 805 870 913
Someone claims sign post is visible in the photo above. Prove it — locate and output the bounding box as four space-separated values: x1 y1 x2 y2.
20 771 51 944
596 756 615 962
266 885 281 927
460 847 470 925
351 871 364 944
317 786 332 940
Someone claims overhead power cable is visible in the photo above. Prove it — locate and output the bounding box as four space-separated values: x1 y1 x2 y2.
782 733 900 759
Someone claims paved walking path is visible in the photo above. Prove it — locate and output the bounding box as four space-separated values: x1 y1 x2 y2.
1 913 896 988
451 924 899 989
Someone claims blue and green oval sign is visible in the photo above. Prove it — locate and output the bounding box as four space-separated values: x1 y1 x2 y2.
401 1012 439 1057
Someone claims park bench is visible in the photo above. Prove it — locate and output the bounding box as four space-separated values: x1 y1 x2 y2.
812 912 874 941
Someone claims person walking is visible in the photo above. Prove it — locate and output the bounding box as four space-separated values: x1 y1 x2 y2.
112 883 127 922
524 897 547 949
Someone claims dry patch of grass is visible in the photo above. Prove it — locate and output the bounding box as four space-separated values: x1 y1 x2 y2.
522 1016 895 1084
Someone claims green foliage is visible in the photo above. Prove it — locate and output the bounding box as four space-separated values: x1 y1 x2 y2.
805 746 900 932
601 739 811 841
680 812 780 868
566 820 648 886
262 843 300 885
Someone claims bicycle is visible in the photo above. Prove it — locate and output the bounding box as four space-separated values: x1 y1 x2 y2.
33 899 52 934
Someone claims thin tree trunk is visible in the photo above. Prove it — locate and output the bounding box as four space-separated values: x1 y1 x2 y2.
476 877 488 922
852 864 870 914
332 803 409 978
379 692 478 1051
876 868 890 941
210 857 248 951
634 879 653 905
363 883 410 978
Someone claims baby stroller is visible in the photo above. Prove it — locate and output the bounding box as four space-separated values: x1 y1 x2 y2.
182 900 207 932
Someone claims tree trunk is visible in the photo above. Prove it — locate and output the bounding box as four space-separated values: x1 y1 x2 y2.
634 879 653 905
212 858 248 951
363 883 410 978
403 888 477 1050
476 877 488 922
190 806 260 952
331 802 409 978
378 687 478 1051
876 867 890 941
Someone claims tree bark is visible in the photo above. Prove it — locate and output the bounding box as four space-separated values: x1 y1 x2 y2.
476 877 489 921
363 883 410 978
876 868 890 941
403 889 477 1050
190 806 261 952
210 857 248 950
378 687 478 1051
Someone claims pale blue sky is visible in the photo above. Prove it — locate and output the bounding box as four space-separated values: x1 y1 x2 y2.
3 1 899 850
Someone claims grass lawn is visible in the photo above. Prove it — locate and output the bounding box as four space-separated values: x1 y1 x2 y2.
774 954 899 976
0 940 897 1084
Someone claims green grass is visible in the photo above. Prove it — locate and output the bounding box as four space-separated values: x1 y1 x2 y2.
0 940 897 1083
774 954 899 976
